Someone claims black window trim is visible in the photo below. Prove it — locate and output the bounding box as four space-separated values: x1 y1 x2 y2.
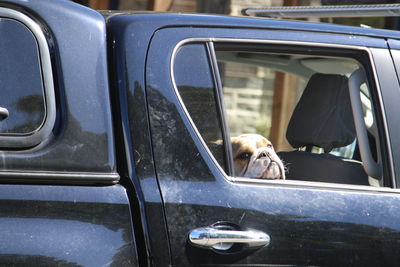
171 37 396 193
0 7 56 148
206 41 235 176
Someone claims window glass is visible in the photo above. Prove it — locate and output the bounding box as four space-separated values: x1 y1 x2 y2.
217 51 307 152
175 42 382 187
173 43 227 170
0 19 45 135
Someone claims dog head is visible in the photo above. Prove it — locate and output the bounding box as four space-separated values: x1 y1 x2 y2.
230 134 285 179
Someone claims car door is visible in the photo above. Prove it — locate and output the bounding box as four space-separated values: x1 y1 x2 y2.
147 21 400 266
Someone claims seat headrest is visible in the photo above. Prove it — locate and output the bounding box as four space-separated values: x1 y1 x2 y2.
286 73 355 152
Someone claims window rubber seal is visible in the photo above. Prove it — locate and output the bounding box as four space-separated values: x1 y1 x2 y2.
0 7 56 148
207 41 235 176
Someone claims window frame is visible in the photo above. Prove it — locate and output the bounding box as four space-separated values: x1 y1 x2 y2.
0 8 56 148
206 42 235 175
171 37 395 191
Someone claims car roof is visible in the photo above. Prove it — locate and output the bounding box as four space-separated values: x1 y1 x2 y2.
103 12 400 40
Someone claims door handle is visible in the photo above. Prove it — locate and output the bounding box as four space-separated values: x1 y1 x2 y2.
0 107 9 121
188 226 270 250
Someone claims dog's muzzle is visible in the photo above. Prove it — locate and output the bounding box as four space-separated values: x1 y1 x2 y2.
243 147 285 179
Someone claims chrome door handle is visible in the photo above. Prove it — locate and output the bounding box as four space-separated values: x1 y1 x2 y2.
188 227 270 250
0 107 9 121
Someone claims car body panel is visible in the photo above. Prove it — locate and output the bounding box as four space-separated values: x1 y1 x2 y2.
0 1 400 266
146 25 400 266
0 0 116 178
106 14 173 267
0 184 137 266
386 39 400 187
0 2 138 266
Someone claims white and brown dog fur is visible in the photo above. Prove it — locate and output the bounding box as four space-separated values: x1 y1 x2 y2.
211 134 285 179
229 134 285 179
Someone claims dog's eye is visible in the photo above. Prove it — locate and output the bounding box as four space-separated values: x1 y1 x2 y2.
267 144 273 148
237 152 251 160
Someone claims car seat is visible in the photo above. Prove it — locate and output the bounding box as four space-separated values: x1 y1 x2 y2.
277 73 369 185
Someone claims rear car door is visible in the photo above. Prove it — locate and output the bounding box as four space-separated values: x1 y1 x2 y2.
146 17 400 266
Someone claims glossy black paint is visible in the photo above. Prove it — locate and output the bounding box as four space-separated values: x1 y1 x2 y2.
384 39 400 187
145 23 400 266
0 0 116 178
104 12 399 180
0 1 138 266
106 15 172 266
1 2 400 266
101 12 400 42
0 184 137 266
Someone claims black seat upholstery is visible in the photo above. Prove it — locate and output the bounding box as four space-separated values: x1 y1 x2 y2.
278 73 369 185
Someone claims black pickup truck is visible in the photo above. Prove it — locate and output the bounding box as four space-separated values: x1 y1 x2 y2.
1 0 400 266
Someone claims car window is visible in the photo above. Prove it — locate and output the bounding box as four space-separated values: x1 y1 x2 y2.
0 19 46 135
174 42 385 187
174 43 228 171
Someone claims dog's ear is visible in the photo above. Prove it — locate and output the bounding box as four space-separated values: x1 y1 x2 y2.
207 139 223 151
208 138 240 158
207 140 226 166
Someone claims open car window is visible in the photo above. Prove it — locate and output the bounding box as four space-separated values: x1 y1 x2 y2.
173 41 388 188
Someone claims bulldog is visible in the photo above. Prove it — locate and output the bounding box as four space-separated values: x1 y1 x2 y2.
230 134 285 179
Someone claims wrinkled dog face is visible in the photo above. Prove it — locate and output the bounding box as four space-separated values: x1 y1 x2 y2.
231 134 285 179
